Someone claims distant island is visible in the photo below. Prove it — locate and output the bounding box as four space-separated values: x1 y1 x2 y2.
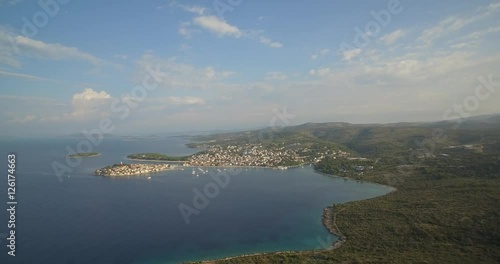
94 162 175 176
68 152 100 158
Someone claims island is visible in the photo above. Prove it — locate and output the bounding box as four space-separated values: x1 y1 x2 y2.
94 163 174 176
68 152 100 158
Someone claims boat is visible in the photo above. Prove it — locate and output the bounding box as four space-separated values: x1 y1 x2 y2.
191 170 195 175
147 177 151 180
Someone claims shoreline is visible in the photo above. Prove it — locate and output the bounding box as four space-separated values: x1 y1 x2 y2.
68 153 101 158
126 158 187 163
94 163 177 177
322 206 346 250
314 169 398 192
189 170 397 263
95 168 179 177
126 158 308 169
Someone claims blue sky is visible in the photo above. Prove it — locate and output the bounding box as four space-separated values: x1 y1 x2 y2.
1 0 499 136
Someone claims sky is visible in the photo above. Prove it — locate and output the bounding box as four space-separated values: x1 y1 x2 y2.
0 0 499 136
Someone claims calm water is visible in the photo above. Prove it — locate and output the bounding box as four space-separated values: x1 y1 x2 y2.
0 137 392 264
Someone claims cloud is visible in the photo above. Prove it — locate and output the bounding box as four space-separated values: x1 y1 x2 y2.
193 16 242 37
417 3 500 46
10 114 37 124
113 54 128 60
72 88 111 101
450 41 478 49
311 49 330 60
380 29 406 45
0 69 61 82
259 36 283 48
14 35 104 64
176 11 283 48
0 26 117 69
340 48 362 61
0 0 22 6
167 1 206 15
180 5 205 15
0 95 62 124
134 52 236 90
309 67 331 77
57 88 113 120
462 25 500 40
178 21 197 38
167 96 204 105
136 96 205 113
265 72 288 80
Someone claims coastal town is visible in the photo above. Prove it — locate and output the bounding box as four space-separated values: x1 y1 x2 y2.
94 143 360 176
186 144 352 168
94 163 174 176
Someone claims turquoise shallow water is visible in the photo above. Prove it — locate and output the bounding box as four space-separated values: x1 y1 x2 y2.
0 137 392 264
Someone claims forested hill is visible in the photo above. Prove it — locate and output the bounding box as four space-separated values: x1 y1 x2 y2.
191 113 500 158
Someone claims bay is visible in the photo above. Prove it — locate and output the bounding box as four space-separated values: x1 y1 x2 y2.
0 137 392 264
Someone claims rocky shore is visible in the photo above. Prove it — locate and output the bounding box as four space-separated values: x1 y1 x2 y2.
94 163 174 176
322 206 346 249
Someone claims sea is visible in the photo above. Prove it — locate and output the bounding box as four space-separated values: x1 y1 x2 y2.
0 136 393 264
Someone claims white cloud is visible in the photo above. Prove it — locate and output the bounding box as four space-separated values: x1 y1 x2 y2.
0 95 63 125
177 14 282 48
167 96 204 105
340 48 362 61
72 88 111 101
168 2 206 15
417 4 500 46
180 5 205 15
178 21 197 38
259 36 283 48
64 88 113 120
140 96 205 112
13 35 104 64
311 49 330 60
134 53 236 90
0 69 61 82
450 41 478 49
265 72 288 80
193 16 242 37
0 0 22 6
462 25 500 40
309 67 331 77
10 114 37 124
113 54 127 60
0 27 116 69
381 29 407 45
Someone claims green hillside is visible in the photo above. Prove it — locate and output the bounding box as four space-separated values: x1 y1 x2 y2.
189 114 500 264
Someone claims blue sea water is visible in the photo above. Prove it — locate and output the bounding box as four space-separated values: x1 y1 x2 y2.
0 137 393 264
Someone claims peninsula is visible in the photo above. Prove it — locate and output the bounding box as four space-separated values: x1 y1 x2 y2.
68 152 100 158
94 163 174 176
127 153 190 161
127 144 349 168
